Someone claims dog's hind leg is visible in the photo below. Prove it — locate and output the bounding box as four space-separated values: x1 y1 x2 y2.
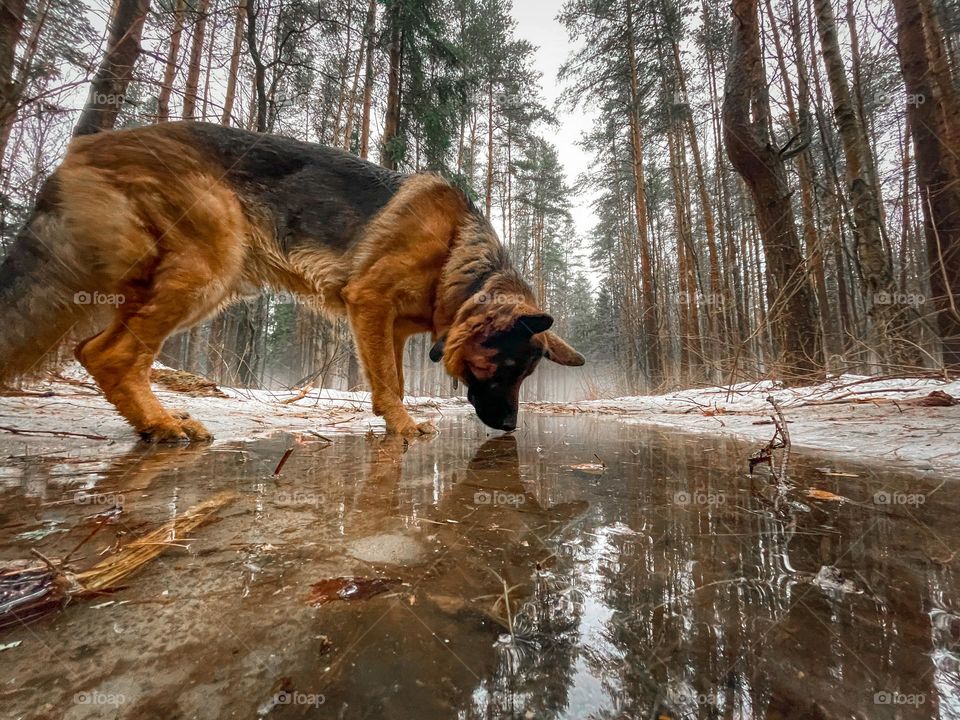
75 265 229 443
76 310 213 443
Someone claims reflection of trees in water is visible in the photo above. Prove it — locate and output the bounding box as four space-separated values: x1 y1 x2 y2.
572 432 960 719
454 433 585 719
461 572 583 719
441 423 960 719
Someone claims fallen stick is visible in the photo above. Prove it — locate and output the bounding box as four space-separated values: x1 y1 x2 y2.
272 448 295 476
76 492 235 592
1 493 234 628
280 385 314 405
748 397 791 479
767 395 791 481
0 426 110 441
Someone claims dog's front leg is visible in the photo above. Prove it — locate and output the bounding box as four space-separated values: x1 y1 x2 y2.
345 301 433 436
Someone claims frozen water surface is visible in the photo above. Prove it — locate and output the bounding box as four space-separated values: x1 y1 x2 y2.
0 416 957 719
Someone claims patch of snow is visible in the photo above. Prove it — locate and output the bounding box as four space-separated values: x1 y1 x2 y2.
527 375 960 477
0 363 469 446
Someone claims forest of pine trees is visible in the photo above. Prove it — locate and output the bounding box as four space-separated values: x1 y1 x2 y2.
1 0 958 399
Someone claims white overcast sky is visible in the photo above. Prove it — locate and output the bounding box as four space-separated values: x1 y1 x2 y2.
511 0 598 248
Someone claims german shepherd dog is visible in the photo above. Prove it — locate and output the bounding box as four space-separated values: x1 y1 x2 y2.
0 122 584 441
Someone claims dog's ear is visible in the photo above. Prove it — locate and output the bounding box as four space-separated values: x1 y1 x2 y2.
429 336 446 362
513 312 553 336
542 331 586 366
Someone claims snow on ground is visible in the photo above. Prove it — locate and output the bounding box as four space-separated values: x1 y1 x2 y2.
527 374 960 476
2 367 959 477
0 363 470 445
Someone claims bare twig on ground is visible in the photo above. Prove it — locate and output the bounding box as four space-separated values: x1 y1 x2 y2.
272 447 295 476
748 397 792 480
280 385 314 405
0 426 110 441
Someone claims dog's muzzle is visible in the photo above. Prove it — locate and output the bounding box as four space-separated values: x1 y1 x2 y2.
468 386 517 431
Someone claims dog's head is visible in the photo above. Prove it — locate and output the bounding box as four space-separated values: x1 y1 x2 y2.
431 292 585 431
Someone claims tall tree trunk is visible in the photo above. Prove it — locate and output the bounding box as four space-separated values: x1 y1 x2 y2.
669 127 694 380
786 0 838 361
359 0 376 159
671 38 722 373
380 1 402 169
246 0 268 132
723 0 821 381
200 0 218 119
625 0 662 385
182 0 210 120
157 0 186 121
918 0 960 156
609 126 642 386
768 0 835 363
74 0 152 136
343 0 374 151
894 0 960 368
484 80 495 219
331 1 354 146
0 0 28 164
221 0 246 125
816 0 922 367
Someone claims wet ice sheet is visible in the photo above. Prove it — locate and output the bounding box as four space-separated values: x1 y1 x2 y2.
529 374 960 476
0 416 958 719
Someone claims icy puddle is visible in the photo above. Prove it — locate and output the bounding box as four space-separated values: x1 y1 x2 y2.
0 416 958 719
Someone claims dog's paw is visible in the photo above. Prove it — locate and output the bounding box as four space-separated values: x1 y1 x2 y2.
386 416 419 436
139 422 189 444
178 417 213 442
387 420 437 437
138 414 212 444
415 421 437 435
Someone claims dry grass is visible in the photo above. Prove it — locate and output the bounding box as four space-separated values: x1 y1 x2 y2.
150 368 228 397
76 492 234 592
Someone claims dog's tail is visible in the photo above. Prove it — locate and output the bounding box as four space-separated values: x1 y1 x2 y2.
0 176 94 385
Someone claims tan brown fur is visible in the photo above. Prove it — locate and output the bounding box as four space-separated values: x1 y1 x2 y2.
441 276 540 381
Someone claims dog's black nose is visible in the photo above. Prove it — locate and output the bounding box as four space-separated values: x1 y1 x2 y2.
500 419 516 431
